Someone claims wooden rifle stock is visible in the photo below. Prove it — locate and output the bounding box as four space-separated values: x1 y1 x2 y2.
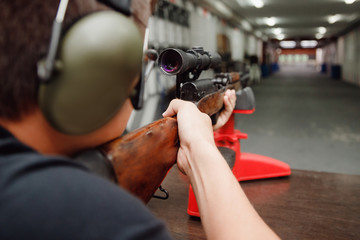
99 117 178 203
98 72 241 203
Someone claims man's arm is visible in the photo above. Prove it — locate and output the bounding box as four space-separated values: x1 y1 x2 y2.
163 99 280 240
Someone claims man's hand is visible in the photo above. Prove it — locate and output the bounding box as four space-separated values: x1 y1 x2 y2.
213 89 236 130
162 100 215 175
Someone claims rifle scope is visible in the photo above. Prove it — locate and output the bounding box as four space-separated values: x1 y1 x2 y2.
158 47 221 75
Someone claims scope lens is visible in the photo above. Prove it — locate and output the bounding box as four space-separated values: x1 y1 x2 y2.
160 51 182 73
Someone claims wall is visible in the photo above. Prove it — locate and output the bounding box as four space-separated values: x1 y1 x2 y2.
148 0 263 62
229 28 245 61
342 26 360 86
321 42 337 76
321 25 360 87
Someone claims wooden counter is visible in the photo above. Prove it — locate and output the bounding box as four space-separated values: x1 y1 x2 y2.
148 166 360 240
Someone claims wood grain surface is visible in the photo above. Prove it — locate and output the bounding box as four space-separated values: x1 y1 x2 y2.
148 166 360 240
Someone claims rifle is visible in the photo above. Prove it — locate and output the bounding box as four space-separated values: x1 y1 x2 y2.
75 47 246 203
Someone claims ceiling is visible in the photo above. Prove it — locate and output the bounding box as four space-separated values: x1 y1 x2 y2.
191 0 360 41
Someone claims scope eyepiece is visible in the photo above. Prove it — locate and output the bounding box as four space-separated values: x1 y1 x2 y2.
158 47 221 75
159 49 184 74
159 48 194 75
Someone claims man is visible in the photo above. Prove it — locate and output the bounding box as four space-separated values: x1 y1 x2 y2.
0 0 279 239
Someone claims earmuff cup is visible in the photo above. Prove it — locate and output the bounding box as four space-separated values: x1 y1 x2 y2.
38 11 143 135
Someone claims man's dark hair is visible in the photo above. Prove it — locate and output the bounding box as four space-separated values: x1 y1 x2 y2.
0 0 98 121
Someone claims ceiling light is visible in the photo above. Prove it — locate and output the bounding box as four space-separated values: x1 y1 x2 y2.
300 40 318 48
273 28 282 35
276 34 285 41
344 0 356 4
328 14 341 24
241 20 252 31
318 27 327 34
236 0 245 7
250 0 264 8
315 33 324 39
346 14 358 22
213 1 233 18
265 17 276 26
255 30 262 38
279 40 296 48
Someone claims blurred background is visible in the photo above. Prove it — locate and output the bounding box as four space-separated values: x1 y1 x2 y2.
127 0 360 175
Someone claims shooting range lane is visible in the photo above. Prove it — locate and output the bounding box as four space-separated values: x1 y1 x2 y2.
147 166 360 240
236 68 360 175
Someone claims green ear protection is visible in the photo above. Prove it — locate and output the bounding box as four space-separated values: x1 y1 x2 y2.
37 0 143 135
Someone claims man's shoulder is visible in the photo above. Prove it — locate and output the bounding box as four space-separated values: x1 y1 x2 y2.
0 127 172 240
0 128 88 185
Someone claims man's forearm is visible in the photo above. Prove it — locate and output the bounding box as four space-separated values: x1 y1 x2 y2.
186 142 280 240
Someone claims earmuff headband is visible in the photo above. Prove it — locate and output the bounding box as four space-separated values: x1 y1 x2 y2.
37 0 69 82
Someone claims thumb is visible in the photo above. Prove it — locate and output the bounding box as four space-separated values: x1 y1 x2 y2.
162 99 181 118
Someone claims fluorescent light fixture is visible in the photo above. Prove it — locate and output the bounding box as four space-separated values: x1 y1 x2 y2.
328 14 341 24
344 0 356 4
346 14 358 22
255 30 262 38
318 27 327 34
250 0 264 8
300 40 318 48
265 17 276 26
241 20 252 31
236 0 246 7
273 28 282 35
276 34 285 41
279 40 296 48
315 33 324 39
213 1 233 18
